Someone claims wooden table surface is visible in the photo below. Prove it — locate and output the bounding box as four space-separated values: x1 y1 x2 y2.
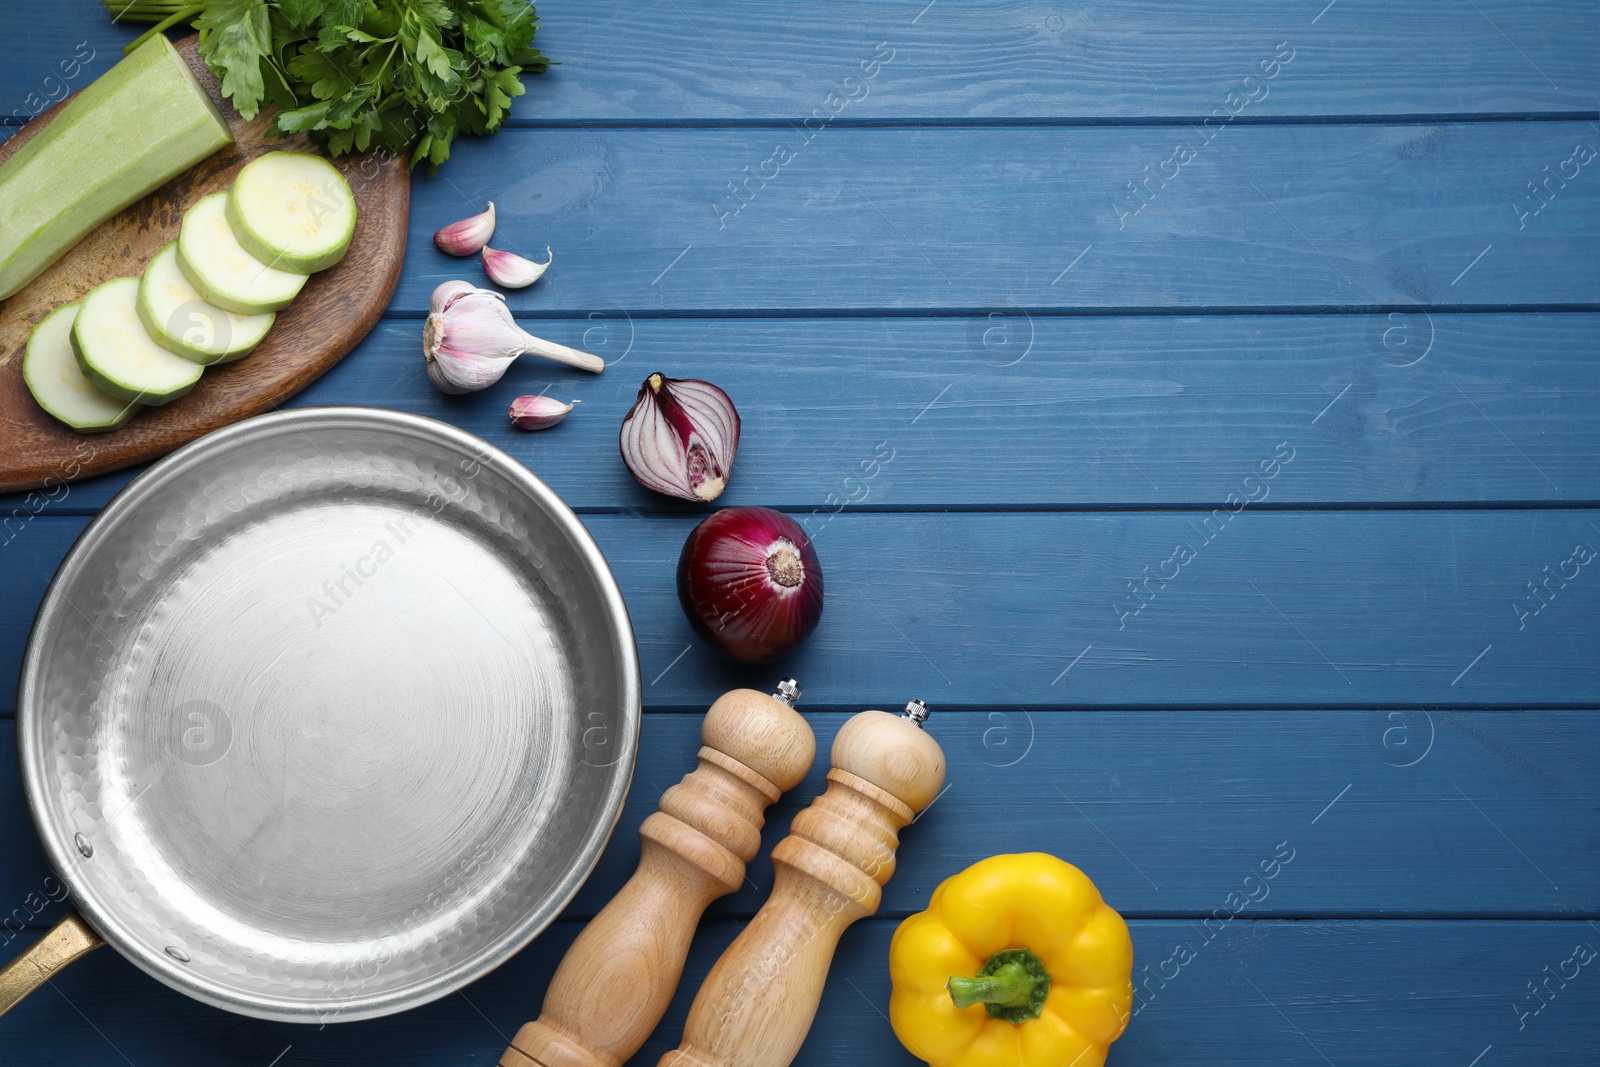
2 2 1597 1064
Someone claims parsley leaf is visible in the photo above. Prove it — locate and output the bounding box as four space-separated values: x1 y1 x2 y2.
137 0 549 173
194 0 273 120
278 0 324 29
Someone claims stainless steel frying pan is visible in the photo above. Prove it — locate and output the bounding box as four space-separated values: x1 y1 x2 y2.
1 407 640 1023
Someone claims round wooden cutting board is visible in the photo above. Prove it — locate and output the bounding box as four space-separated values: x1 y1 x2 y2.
0 34 408 494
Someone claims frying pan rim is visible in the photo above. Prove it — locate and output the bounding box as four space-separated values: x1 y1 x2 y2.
15 405 642 1022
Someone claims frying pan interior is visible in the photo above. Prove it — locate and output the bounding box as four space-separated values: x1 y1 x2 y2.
16 408 640 1022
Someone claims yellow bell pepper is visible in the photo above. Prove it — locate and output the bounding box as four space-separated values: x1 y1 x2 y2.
888 853 1134 1067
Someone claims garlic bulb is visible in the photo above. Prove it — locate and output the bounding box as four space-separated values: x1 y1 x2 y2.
483 245 553 289
423 281 603 393
433 202 496 256
618 373 740 502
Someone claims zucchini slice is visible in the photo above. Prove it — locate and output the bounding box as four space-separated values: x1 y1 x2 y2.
138 242 273 365
226 152 357 273
72 277 203 406
177 191 307 315
23 303 140 432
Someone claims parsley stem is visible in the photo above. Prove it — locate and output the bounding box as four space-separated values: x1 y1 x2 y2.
372 42 401 89
122 5 206 54
105 1 196 23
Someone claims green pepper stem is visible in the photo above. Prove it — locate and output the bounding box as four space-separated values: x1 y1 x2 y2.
947 962 1036 1010
946 947 1053 1023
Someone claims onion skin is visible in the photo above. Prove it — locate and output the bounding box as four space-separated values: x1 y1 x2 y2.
677 507 824 663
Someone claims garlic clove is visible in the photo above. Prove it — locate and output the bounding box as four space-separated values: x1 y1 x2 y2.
426 338 519 393
509 395 577 430
433 202 496 256
619 373 740 502
483 245 553 289
426 355 474 395
430 278 479 316
423 282 605 393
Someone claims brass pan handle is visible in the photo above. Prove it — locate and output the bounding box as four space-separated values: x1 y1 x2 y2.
0 911 103 1017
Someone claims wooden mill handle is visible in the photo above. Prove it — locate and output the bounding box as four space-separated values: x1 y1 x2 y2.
659 708 948 1067
657 841 876 1067
502 688 815 1067
502 825 736 1067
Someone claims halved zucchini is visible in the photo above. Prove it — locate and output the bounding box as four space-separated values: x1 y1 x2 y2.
138 242 273 365
177 191 307 315
0 36 234 300
226 152 356 273
23 303 140 432
72 277 203 406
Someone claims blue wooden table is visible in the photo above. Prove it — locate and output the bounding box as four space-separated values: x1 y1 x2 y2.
3 1 1598 1064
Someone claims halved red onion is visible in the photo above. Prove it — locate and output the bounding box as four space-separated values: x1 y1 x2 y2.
618 373 740 502
677 507 824 663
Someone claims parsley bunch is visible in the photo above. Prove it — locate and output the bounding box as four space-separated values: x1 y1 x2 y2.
108 0 548 171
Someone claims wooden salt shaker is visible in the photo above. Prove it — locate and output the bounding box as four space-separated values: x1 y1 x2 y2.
657 700 947 1067
500 681 816 1067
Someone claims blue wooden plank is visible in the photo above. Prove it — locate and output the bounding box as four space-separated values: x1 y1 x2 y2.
514 0 1600 122
3 1 1597 126
3 708 1596 926
388 125 1599 313
4 510 1597 710
598 509 1600 707
0 1 115 137
6 311 1598 516
1 919 1596 1065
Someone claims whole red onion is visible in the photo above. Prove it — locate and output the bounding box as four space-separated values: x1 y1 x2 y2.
677 507 824 663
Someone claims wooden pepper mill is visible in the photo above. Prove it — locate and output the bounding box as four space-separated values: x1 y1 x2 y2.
500 681 816 1067
657 700 947 1067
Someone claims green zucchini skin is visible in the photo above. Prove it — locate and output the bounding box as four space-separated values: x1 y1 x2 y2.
226 152 358 274
138 242 274 365
22 303 139 433
176 192 307 315
0 36 233 301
